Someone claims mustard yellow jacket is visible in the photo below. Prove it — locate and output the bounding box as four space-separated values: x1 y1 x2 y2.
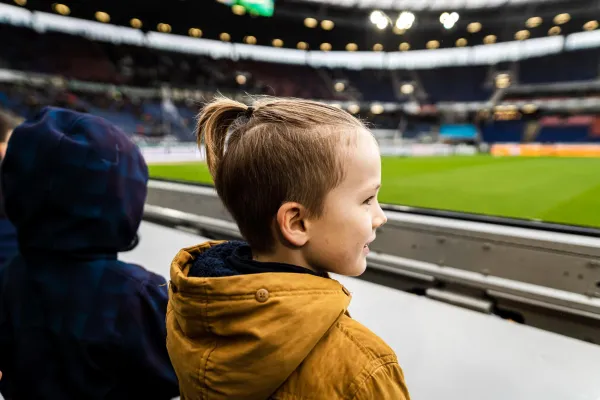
166 242 411 400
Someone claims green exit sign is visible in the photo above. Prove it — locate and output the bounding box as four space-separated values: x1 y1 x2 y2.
236 0 274 17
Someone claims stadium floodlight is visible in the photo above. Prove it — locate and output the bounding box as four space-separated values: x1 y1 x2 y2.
236 74 247 85
553 13 570 25
396 12 415 30
334 82 345 92
583 20 599 31
400 83 414 95
130 18 143 29
495 73 511 89
440 12 459 29
189 28 203 38
370 10 385 24
370 10 389 29
348 104 360 114
371 103 384 114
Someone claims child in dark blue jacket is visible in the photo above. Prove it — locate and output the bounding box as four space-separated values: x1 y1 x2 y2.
0 107 179 399
0 110 20 267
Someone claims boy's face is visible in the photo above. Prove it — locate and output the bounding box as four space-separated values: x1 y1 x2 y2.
303 129 387 276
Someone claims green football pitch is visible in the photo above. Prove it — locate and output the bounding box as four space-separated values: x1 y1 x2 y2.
149 156 600 229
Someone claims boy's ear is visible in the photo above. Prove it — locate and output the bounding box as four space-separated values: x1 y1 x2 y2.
275 202 309 247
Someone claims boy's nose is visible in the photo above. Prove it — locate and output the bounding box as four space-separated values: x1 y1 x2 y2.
373 204 387 229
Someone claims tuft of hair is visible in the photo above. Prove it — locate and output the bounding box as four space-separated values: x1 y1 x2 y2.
0 109 23 143
196 96 366 253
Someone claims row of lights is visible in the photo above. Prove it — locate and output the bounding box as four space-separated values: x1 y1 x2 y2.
303 18 335 30
233 75 385 115
370 10 416 31
18 3 599 50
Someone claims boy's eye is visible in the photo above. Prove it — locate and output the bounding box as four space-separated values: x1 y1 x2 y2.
364 196 375 205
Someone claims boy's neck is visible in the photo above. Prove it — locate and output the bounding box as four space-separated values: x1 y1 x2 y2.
253 247 318 273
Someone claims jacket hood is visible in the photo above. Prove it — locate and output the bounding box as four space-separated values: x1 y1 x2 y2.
167 241 352 400
0 107 148 254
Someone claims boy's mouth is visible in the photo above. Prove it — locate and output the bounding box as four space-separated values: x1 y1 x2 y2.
363 237 376 254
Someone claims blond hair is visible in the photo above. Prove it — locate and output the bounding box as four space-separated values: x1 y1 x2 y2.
197 96 366 253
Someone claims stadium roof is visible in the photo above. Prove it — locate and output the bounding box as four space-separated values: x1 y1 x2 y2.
1 0 598 52
292 0 554 11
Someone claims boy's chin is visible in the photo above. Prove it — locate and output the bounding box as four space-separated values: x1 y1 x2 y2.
341 260 367 277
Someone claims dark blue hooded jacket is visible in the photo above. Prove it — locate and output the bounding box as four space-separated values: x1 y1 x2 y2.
0 107 179 399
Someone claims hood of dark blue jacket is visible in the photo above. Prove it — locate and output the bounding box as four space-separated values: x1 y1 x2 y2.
0 107 148 254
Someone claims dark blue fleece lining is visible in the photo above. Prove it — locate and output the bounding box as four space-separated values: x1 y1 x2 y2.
189 241 326 278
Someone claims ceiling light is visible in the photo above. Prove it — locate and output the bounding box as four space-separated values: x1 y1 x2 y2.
157 23 172 33
220 32 231 42
189 28 202 38
371 104 384 115
515 29 530 40
554 13 570 25
440 12 459 30
244 35 257 45
522 104 538 114
370 10 385 24
426 40 440 49
376 19 389 30
348 104 360 114
236 74 247 85
272 39 283 47
304 17 318 28
456 38 467 47
495 73 511 89
583 20 599 31
321 20 334 30
526 16 542 28
400 84 414 95
320 42 332 51
346 43 358 51
130 18 142 29
548 26 561 36
52 3 70 16
13 0 27 6
334 82 345 92
371 10 389 30
484 34 496 44
297 41 309 50
399 42 410 51
232 4 246 15
393 27 406 35
467 22 482 33
373 43 383 52
396 11 415 30
95 11 110 23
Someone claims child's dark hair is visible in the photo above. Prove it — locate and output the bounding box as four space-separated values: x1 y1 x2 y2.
196 96 366 253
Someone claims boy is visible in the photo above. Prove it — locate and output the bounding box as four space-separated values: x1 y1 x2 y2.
167 97 411 399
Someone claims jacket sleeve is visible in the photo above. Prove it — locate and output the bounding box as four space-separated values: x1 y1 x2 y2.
350 360 411 400
119 274 180 399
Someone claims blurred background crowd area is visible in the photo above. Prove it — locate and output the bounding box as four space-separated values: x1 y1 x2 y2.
0 0 599 146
